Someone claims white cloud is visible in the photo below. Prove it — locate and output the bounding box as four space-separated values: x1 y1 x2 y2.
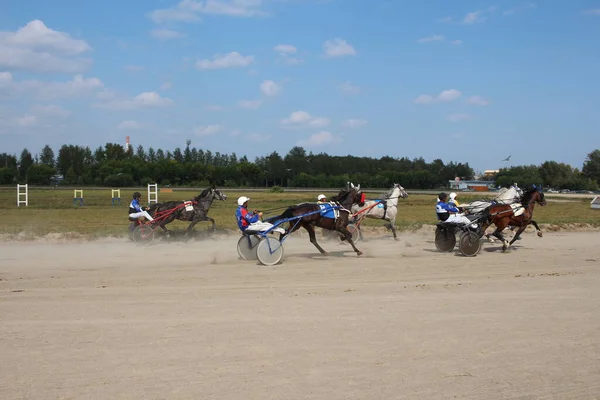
260 80 281 97
160 82 172 90
414 89 462 104
467 95 490 106
584 9 600 15
339 81 360 94
504 3 536 15
118 120 144 130
414 94 435 104
148 0 267 23
194 124 223 136
273 44 297 55
451 39 462 45
150 29 186 41
97 92 174 110
447 113 471 122
125 65 144 72
281 111 330 128
438 89 462 101
0 20 92 73
0 71 13 88
417 35 444 43
8 74 104 99
298 131 342 147
31 104 71 118
196 52 254 69
438 16 453 23
238 99 262 109
463 11 485 24
342 119 368 128
323 38 356 58
205 104 225 111
16 115 38 127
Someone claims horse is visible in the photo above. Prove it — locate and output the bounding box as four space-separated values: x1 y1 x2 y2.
350 183 408 241
147 186 227 235
480 186 546 252
277 183 365 256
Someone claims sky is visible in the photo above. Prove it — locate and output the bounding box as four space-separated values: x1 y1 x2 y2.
0 0 599 173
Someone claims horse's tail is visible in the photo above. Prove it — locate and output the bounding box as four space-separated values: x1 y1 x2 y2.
280 207 295 219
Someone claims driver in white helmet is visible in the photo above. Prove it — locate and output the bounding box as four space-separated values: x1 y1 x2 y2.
235 196 278 233
317 194 328 203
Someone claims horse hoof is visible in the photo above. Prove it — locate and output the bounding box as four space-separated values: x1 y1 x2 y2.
357 251 363 257
322 252 329 256
537 232 543 237
394 237 400 241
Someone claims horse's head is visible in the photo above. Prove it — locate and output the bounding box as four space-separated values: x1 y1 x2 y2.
523 185 546 206
334 183 363 207
393 183 409 199
211 186 227 201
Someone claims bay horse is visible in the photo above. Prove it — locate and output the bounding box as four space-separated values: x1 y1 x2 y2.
278 183 365 256
480 186 546 252
147 186 227 235
350 183 408 240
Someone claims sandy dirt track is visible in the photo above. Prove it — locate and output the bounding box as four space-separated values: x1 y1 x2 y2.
1 230 600 400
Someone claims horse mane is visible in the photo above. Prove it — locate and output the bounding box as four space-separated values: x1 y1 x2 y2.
196 187 212 200
330 188 349 202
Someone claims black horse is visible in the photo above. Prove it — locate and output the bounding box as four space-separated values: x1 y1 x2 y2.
147 186 227 235
276 184 365 256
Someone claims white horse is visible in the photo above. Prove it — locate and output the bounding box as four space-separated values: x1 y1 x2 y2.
462 185 524 242
351 183 409 240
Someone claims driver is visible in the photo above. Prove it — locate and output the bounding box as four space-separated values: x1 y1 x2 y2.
236 196 276 232
436 192 476 227
317 194 328 203
129 192 155 222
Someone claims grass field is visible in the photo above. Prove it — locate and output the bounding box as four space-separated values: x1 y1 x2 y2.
0 187 598 237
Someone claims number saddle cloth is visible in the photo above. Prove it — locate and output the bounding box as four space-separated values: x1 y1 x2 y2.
318 202 340 220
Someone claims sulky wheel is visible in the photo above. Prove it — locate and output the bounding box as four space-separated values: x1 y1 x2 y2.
459 231 482 257
237 235 260 260
128 223 138 242
132 225 155 246
435 225 456 252
346 224 362 243
256 237 285 266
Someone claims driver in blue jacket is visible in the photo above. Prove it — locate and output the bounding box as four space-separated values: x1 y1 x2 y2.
436 192 475 226
129 192 155 222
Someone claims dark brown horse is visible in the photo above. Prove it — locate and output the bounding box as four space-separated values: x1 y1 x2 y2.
147 186 227 235
277 184 365 256
481 186 546 251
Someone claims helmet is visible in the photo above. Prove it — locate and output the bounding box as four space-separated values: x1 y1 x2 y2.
449 192 457 200
133 192 141 199
237 196 250 206
317 194 326 201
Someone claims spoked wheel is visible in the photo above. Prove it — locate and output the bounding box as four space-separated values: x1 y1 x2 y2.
459 231 482 257
347 224 361 243
128 223 138 241
237 235 260 260
435 226 456 252
132 225 155 246
256 237 284 266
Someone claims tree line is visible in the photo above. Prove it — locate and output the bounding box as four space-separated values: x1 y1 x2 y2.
0 142 598 190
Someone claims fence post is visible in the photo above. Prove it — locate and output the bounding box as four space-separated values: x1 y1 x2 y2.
73 189 84 206
111 189 121 206
17 184 28 207
148 184 158 204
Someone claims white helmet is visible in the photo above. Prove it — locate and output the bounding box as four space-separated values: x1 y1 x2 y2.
317 194 326 201
449 192 457 200
237 196 250 206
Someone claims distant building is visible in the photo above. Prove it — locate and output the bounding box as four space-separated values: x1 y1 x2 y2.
484 169 500 177
448 179 495 192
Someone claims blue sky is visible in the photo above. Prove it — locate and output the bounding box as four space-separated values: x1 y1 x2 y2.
0 0 599 172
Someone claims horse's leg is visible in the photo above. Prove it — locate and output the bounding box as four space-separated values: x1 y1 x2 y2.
303 222 328 255
492 218 511 251
337 224 363 256
509 224 527 245
530 220 543 237
389 216 399 241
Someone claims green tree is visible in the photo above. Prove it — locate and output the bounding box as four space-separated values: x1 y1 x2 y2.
18 149 34 181
582 149 600 184
39 145 55 167
26 164 56 185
